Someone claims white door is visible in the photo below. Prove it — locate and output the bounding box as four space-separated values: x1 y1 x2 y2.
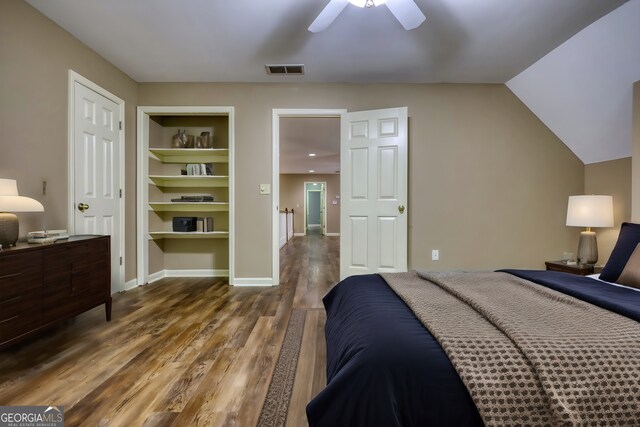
321 183 326 236
340 107 408 280
73 81 122 293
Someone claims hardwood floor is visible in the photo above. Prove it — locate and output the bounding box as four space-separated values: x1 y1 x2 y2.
0 235 339 426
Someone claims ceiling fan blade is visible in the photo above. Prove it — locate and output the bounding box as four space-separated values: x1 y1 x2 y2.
308 0 349 33
384 0 426 30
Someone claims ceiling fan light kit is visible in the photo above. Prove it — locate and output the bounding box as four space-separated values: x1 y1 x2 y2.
309 0 426 33
348 0 387 7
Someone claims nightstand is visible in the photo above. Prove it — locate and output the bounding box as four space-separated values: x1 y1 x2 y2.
545 260 598 276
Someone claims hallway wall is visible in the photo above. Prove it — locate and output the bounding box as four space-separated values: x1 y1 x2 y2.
280 174 340 235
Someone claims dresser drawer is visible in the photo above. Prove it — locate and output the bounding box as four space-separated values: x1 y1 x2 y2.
0 252 43 299
0 288 43 342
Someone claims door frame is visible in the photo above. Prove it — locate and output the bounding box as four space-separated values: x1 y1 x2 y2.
303 181 327 235
272 108 346 286
67 70 125 293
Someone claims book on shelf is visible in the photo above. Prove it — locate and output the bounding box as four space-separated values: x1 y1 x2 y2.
195 217 214 232
185 163 213 176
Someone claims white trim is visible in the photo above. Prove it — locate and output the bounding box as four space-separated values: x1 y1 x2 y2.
136 106 235 287
147 269 230 284
293 232 305 237
272 108 346 288
325 232 340 236
165 269 229 278
68 70 126 293
123 278 138 291
147 270 166 284
232 277 274 287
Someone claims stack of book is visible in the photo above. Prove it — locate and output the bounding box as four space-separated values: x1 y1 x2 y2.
28 230 70 244
185 164 212 176
197 217 214 232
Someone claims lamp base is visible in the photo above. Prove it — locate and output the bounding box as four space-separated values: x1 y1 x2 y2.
577 230 598 265
0 212 19 248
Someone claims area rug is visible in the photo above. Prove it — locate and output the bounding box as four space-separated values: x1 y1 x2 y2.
257 308 307 427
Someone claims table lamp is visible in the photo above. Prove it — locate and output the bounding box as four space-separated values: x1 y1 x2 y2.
566 195 613 264
0 179 44 247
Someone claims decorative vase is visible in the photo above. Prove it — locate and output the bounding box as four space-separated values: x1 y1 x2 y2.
171 129 187 148
198 131 212 149
185 135 195 148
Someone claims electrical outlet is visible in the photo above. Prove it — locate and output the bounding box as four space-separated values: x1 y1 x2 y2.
432 249 439 261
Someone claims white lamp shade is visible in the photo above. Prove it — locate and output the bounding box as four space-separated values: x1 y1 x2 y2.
0 179 44 212
566 195 613 228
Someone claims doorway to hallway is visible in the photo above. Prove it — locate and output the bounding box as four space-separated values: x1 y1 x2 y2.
304 182 326 236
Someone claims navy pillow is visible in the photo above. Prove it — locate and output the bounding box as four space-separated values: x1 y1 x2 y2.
600 222 640 282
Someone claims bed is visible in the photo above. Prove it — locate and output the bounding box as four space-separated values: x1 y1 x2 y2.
306 223 640 426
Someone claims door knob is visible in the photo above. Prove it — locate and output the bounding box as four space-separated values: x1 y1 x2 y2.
398 205 405 214
77 202 90 212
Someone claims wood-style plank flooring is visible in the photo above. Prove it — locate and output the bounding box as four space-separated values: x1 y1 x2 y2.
0 234 339 426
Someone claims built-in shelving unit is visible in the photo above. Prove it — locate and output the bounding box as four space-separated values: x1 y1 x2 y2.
137 106 234 285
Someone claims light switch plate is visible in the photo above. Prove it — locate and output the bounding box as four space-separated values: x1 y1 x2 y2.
259 184 271 195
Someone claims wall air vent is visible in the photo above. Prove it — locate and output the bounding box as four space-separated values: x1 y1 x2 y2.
266 64 305 75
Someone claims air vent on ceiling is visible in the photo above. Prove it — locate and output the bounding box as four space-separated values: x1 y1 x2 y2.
266 64 305 75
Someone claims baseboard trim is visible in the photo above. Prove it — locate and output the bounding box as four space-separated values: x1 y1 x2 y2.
325 232 340 237
294 233 305 237
164 269 229 278
232 277 274 287
147 270 166 284
147 269 230 284
123 278 138 291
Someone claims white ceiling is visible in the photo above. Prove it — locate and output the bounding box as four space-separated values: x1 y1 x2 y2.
26 0 625 83
508 0 640 164
279 117 340 174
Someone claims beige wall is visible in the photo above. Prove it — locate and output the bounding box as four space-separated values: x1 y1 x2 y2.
633 81 640 222
139 83 584 274
0 0 138 280
584 158 632 265
280 174 340 235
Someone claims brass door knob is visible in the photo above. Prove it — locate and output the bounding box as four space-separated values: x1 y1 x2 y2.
398 205 405 214
77 203 90 212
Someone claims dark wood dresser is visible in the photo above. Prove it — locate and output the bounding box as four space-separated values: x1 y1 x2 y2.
0 235 111 350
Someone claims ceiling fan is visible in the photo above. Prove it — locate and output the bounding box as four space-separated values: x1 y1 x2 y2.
308 0 426 33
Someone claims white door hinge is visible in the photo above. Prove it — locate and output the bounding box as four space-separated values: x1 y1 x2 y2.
119 189 123 198
120 256 123 265
119 121 122 130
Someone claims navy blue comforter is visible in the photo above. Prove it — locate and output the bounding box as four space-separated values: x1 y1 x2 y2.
306 271 640 426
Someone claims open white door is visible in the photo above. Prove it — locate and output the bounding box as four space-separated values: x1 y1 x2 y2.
72 80 123 293
340 107 408 280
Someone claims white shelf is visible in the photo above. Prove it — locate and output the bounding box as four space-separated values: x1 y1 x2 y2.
149 202 229 212
148 175 229 188
149 148 229 163
148 231 229 240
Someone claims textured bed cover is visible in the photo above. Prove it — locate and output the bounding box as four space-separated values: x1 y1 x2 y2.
306 271 640 426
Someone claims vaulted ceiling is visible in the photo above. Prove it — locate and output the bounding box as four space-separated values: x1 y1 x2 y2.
26 0 638 164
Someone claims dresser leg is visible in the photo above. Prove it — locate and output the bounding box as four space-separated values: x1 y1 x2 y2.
105 297 112 321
